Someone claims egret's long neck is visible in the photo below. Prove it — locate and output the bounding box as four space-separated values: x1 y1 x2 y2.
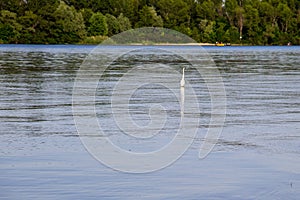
182 68 185 79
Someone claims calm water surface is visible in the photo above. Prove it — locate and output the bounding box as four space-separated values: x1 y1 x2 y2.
0 45 299 199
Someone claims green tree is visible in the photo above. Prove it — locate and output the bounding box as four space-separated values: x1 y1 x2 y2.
0 0 299 45
277 3 293 33
197 0 217 21
117 13 132 32
0 10 22 43
260 1 278 27
263 24 279 44
88 12 108 36
18 11 39 44
53 1 86 43
244 4 261 44
199 19 216 43
0 24 14 43
224 26 240 43
224 0 238 25
136 6 163 27
28 0 59 13
64 0 89 10
157 0 190 29
109 0 139 25
215 22 227 42
30 0 60 44
80 8 94 28
105 13 120 36
0 0 27 13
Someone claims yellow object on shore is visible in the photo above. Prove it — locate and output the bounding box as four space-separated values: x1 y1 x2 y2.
216 43 225 47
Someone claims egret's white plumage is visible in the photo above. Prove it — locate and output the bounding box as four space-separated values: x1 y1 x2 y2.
180 67 185 87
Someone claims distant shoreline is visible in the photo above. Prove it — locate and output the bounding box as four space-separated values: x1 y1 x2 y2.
128 43 214 46
0 43 295 46
1 43 216 46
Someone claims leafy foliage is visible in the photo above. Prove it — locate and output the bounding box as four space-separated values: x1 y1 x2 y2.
88 12 108 36
105 14 120 36
117 13 132 32
136 6 163 27
0 0 299 44
53 1 86 43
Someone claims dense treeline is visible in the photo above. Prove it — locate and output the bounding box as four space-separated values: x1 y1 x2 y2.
0 0 300 45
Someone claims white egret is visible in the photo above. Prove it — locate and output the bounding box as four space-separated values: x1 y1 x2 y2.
180 67 185 87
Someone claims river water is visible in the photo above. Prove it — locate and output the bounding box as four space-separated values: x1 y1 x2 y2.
0 45 299 199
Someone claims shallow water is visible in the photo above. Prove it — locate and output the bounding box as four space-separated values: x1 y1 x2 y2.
0 45 299 199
